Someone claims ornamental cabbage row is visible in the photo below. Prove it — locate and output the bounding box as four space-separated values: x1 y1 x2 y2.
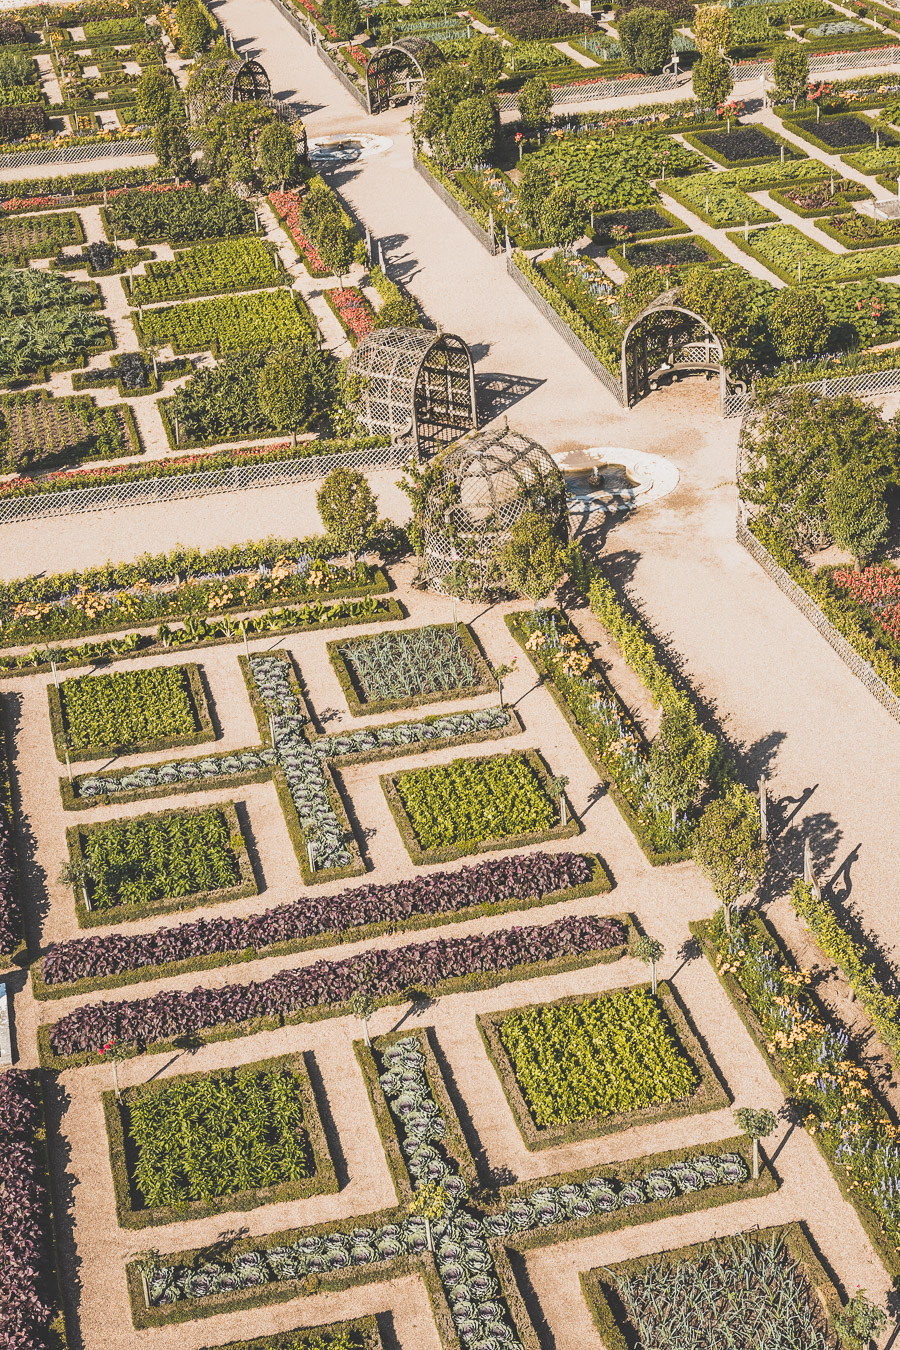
0 806 22 956
47 913 624 1057
41 850 597 986
0 1072 56 1350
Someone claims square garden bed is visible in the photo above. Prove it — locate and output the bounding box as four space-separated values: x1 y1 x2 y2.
687 125 801 166
104 1051 337 1229
64 801 257 927
381 748 579 864
591 206 689 243
790 113 897 151
202 1318 382 1350
581 1222 841 1350
48 662 215 762
478 982 728 1148
611 235 725 273
328 622 494 715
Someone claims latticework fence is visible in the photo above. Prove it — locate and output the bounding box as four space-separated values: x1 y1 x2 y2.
736 518 900 723
731 44 900 83
724 364 900 416
413 155 499 254
0 443 415 526
496 71 681 111
0 138 157 171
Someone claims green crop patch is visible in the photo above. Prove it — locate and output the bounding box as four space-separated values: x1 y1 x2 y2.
0 209 83 261
0 389 139 473
65 802 257 926
103 185 256 246
480 982 728 1147
526 133 704 210
730 222 900 281
328 622 494 714
126 237 288 305
104 1052 337 1228
134 289 315 356
48 662 214 761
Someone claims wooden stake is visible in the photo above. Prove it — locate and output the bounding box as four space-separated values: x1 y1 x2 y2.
758 775 767 841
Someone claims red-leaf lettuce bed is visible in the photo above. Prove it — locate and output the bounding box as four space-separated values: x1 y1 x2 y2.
42 912 628 1068
37 850 610 995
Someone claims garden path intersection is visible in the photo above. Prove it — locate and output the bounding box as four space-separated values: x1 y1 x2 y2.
3 3 900 1350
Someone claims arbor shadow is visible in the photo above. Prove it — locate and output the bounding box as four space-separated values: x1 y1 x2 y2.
476 372 545 423
759 808 842 908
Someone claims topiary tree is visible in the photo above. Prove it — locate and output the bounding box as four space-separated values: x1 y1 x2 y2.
175 0 215 56
773 45 810 109
633 934 665 995
734 1106 775 1179
692 783 766 931
255 120 299 190
648 692 723 823
518 158 553 232
153 117 193 183
693 2 731 53
826 460 890 567
446 94 499 166
136 66 177 122
517 76 552 137
768 286 826 359
541 184 586 247
500 508 568 607
469 35 504 90
692 51 733 108
349 982 375 1047
257 345 333 443
618 7 675 74
373 284 422 329
317 215 356 286
546 775 570 826
410 1181 449 1251
317 467 379 562
835 1290 888 1348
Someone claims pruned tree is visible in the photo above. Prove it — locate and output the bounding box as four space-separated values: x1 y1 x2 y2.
633 933 665 995
618 7 675 73
257 345 333 443
256 120 299 190
694 3 731 53
773 45 810 109
734 1106 776 1179
835 1290 888 1348
692 783 766 931
500 509 568 607
317 467 379 562
516 77 552 137
692 52 733 108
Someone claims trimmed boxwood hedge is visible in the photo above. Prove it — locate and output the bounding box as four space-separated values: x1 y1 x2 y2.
198 1315 382 1350
327 622 495 716
381 747 581 865
104 1050 337 1230
478 979 730 1150
589 204 690 243
580 1220 843 1350
47 661 215 763
65 800 257 928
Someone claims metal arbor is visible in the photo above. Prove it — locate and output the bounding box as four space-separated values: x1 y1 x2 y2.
187 55 305 152
366 37 444 114
622 288 727 406
229 57 271 103
348 327 477 453
421 426 568 597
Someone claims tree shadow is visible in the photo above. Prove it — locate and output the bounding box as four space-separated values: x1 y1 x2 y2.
427 1032 510 1188
2 690 52 945
759 809 843 908
233 800 264 894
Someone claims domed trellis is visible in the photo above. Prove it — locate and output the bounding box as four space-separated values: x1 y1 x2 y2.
421 425 568 597
348 327 477 453
366 37 444 115
622 288 738 408
187 55 306 153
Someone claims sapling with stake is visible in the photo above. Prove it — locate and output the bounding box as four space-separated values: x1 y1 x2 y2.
547 775 569 825
410 1181 448 1252
490 660 515 708
634 933 664 995
734 1105 776 1180
349 979 376 1047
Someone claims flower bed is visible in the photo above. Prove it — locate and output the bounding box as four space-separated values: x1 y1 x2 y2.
324 286 375 344
686 124 801 166
480 982 728 1148
66 802 256 926
48 662 213 761
134 288 316 356
41 912 629 1068
328 623 493 714
36 850 612 998
730 221 900 282
831 562 900 646
103 185 254 246
125 237 288 306
0 207 83 261
105 1052 336 1229
268 189 328 276
0 389 140 473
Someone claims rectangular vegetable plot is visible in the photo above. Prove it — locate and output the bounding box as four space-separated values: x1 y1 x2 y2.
0 390 139 473
614 236 723 271
65 802 256 926
135 289 315 355
0 209 84 261
690 125 800 165
126 237 288 306
792 114 896 150
104 1052 336 1228
329 622 494 714
383 749 578 863
103 185 255 246
733 222 900 281
481 983 727 1148
49 663 215 762
582 1223 840 1350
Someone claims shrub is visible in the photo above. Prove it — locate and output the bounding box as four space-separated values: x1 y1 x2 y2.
447 93 498 166
135 65 177 122
257 345 334 442
618 6 675 73
768 284 827 357
825 459 890 563
773 45 810 106
517 76 552 134
692 783 765 912
317 467 378 560
692 52 733 106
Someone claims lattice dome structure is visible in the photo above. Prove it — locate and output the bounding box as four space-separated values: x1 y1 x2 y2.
348 327 477 452
622 287 728 407
422 426 568 597
187 55 306 154
366 37 444 114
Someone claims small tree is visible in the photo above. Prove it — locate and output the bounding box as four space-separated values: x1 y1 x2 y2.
692 52 733 108
618 7 675 74
136 66 176 122
175 0 215 55
153 118 192 182
773 45 810 108
648 692 721 824
410 1181 449 1251
541 184 585 247
373 286 422 328
256 121 298 190
447 94 499 166
490 660 515 708
329 0 362 40
517 77 552 138
469 35 504 90
258 346 332 443
634 934 664 995
835 1290 888 1348
500 509 567 607
734 1106 775 1179
692 783 766 931
546 775 569 826
694 3 732 53
826 461 890 567
349 983 375 1047
518 159 553 231
317 216 355 286
768 286 826 359
58 859 95 914
317 467 378 562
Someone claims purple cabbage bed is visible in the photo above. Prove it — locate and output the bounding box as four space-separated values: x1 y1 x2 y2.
47 912 625 1060
41 851 598 988
0 805 23 958
0 1071 57 1350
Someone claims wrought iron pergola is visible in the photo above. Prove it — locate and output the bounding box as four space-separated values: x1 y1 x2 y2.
421 425 568 597
622 289 727 407
348 327 477 453
366 37 444 115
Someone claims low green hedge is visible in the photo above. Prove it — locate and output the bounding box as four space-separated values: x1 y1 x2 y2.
65 800 257 928
477 979 729 1150
198 1315 382 1350
780 111 898 154
382 747 581 865
327 621 495 715
104 1050 337 1230
47 661 214 763
0 695 27 970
